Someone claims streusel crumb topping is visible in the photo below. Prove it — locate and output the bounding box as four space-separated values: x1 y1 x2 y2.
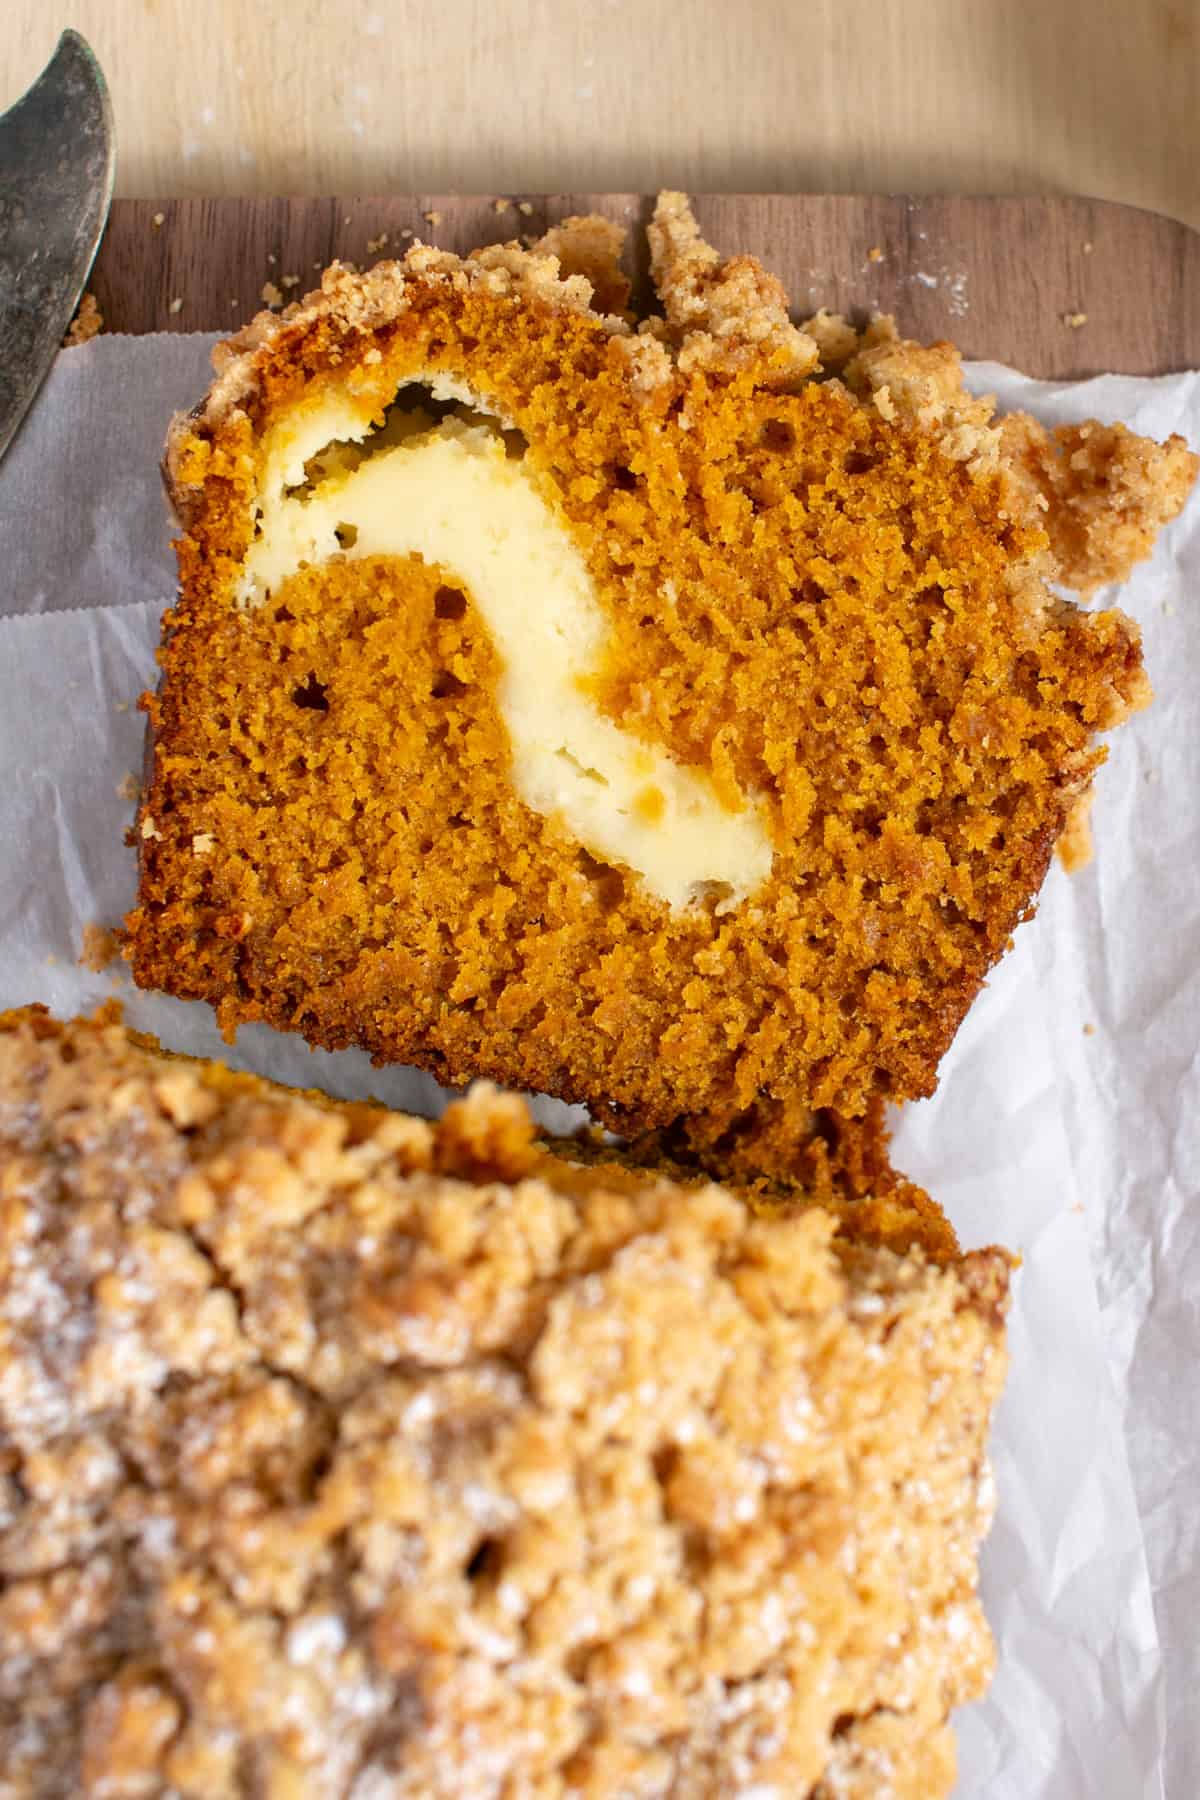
0 1007 1008 1797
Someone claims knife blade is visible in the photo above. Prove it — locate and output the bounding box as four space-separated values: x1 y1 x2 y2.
0 30 115 465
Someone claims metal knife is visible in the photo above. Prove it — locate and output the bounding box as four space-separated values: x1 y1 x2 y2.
0 30 115 465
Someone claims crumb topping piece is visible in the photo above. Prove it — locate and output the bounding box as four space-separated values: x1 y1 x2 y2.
63 291 103 347
533 212 632 318
648 190 819 382
1000 412 1199 593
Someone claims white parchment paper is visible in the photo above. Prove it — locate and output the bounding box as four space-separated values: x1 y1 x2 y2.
1 335 1197 1798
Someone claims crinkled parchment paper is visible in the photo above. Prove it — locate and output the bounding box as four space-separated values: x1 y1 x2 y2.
1 335 1198 1798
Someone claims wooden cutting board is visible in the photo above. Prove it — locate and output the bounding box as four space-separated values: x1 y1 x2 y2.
89 194 1200 379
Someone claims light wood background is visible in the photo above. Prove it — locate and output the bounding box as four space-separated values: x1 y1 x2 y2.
3 0 1199 229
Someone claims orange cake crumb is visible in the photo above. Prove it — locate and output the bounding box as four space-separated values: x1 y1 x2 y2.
0 1006 1008 1797
63 290 103 346
78 921 122 972
125 195 1193 1160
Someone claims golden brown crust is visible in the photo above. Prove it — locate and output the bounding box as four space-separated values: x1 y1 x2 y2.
0 1007 1008 1798
543 1113 959 1268
618 1089 961 1265
129 194 1187 1153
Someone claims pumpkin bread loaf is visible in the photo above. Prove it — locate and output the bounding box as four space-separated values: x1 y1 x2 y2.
0 1006 1008 1798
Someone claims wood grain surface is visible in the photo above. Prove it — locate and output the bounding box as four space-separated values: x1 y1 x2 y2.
89 194 1200 380
5 2 1199 231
